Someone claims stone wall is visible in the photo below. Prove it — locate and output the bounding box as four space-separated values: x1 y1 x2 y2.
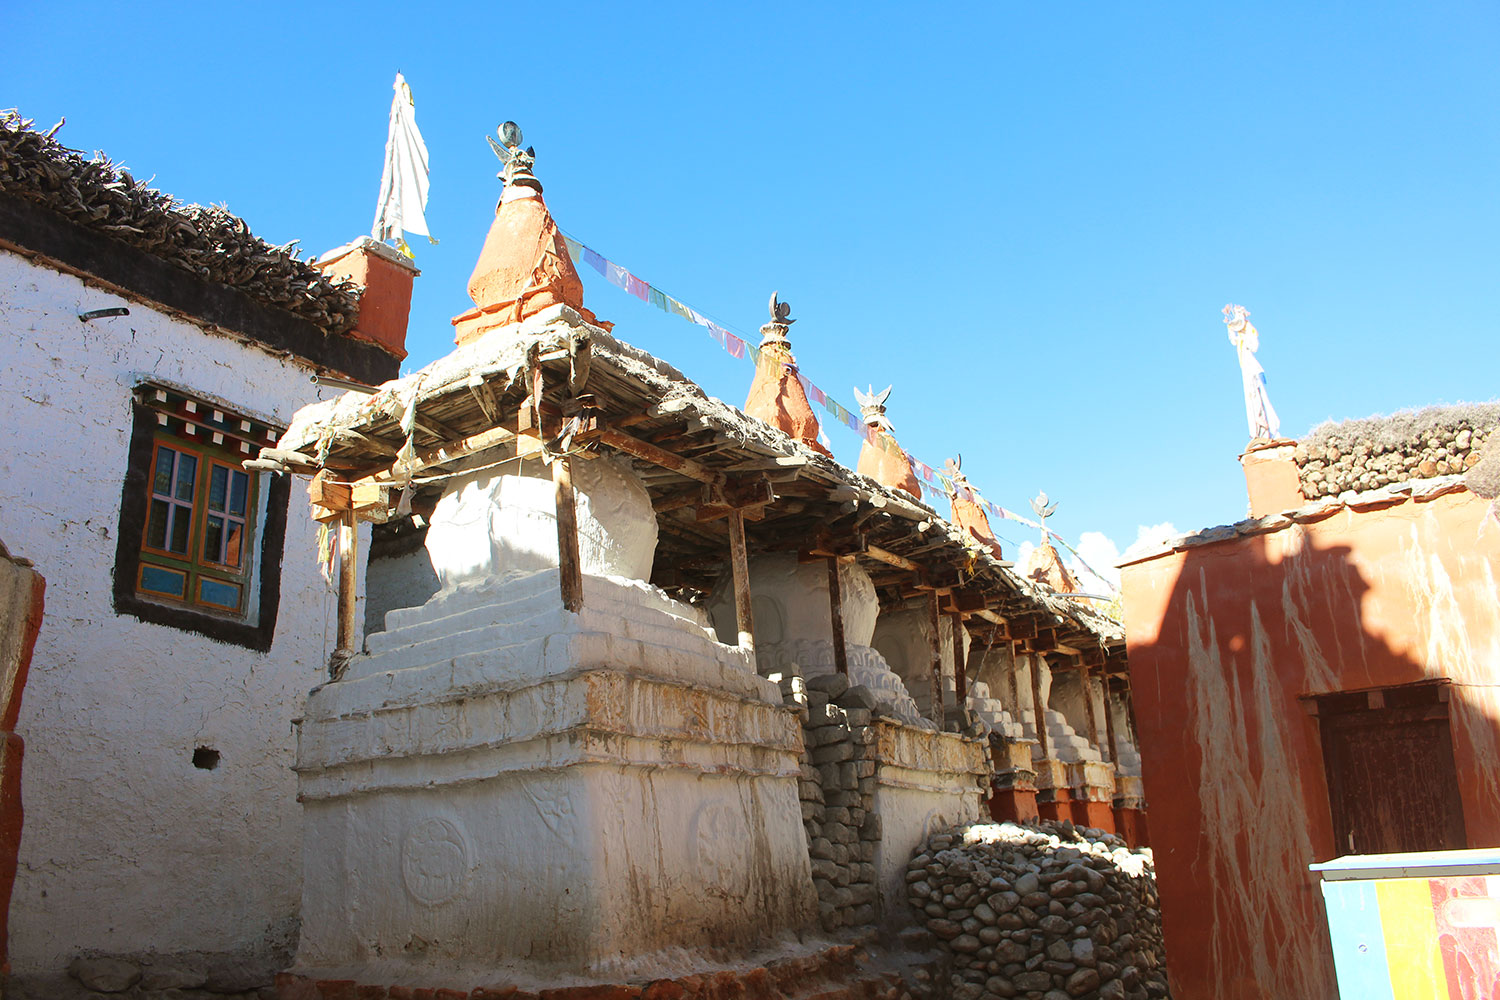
905 820 1168 1000
1295 402 1498 499
798 673 886 933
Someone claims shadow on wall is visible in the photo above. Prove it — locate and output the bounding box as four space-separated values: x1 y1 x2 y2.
1127 510 1500 1000
364 524 440 637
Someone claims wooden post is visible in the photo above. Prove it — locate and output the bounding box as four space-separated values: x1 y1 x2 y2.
728 509 755 661
953 614 973 704
1101 675 1119 768
1007 655 1022 721
826 557 848 676
927 591 944 728
1082 663 1101 758
554 453 583 612
1029 653 1050 758
332 509 358 675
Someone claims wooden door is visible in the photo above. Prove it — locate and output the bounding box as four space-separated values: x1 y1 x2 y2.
1319 688 1467 856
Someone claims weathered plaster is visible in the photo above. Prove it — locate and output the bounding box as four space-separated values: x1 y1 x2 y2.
1122 488 1500 1000
0 249 361 975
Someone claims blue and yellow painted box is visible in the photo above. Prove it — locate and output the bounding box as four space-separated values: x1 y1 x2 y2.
1313 849 1500 999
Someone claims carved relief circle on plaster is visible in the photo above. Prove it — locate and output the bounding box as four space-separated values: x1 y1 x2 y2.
401 817 470 906
693 800 749 892
921 809 951 842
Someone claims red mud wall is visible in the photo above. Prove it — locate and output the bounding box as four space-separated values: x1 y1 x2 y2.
1120 489 1500 1000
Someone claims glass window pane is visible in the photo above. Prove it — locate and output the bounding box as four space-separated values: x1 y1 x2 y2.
228 471 249 517
223 520 243 568
147 499 170 549
175 454 198 502
198 577 241 610
153 448 176 496
208 465 228 512
203 515 224 563
168 504 191 554
140 565 187 599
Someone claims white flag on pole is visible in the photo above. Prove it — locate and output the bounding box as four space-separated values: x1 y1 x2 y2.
372 72 434 254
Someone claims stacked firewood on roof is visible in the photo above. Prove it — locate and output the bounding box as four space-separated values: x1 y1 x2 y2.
1294 401 1500 500
0 110 361 334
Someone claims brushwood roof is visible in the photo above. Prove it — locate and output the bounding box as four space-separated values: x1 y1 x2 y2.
276 304 1125 654
0 110 361 334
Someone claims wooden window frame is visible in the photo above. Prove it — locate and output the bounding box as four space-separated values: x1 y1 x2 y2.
113 394 291 651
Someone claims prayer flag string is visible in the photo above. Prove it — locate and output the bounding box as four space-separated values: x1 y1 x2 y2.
559 232 1115 592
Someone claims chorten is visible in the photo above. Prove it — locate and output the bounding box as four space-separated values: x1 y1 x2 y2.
451 122 608 345
944 456 1004 559
853 384 921 498
1019 491 1077 592
1020 541 1079 593
743 292 832 457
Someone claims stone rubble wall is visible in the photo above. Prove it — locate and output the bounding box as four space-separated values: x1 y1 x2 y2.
905 820 1168 1000
1295 404 1499 499
796 672 887 933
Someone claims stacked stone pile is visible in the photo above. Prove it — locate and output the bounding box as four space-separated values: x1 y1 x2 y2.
905 821 1168 1000
796 671 889 933
1295 405 1499 500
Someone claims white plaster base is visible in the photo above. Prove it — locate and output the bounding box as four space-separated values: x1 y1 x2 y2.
294 569 816 979
863 722 988 927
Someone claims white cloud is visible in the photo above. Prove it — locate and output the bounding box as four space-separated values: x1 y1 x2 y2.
1067 530 1122 593
1120 522 1180 563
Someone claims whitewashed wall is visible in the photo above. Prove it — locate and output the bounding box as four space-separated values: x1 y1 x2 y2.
0 250 366 975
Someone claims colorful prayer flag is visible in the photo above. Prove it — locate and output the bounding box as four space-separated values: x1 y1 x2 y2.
625 273 649 301
583 248 606 275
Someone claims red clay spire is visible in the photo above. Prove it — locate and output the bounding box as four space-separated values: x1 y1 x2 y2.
944 456 1004 559
853 385 921 499
451 123 608 345
743 292 832 457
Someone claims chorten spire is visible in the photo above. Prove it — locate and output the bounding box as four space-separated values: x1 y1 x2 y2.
451 121 608 345
1019 491 1078 592
943 455 1004 560
743 292 832 457
853 384 921 498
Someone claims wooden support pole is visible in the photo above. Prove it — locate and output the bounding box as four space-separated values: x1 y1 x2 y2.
1101 673 1119 768
1007 657 1022 722
332 509 358 676
1082 662 1101 758
1029 653 1050 758
728 509 756 660
827 557 848 676
554 453 583 612
927 590 945 728
951 612 969 706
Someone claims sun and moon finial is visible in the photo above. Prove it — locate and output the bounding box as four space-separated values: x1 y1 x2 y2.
1030 491 1059 544
486 120 539 191
759 290 796 348
853 384 894 432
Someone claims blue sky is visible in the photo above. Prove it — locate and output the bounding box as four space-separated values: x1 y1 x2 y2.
8 2 1498 572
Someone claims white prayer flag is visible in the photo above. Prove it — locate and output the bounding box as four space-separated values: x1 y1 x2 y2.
1223 304 1280 440
372 73 434 253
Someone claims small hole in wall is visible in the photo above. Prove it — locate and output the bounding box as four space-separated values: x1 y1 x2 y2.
192 747 220 770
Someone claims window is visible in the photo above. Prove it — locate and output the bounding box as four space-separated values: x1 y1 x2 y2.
113 385 291 650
